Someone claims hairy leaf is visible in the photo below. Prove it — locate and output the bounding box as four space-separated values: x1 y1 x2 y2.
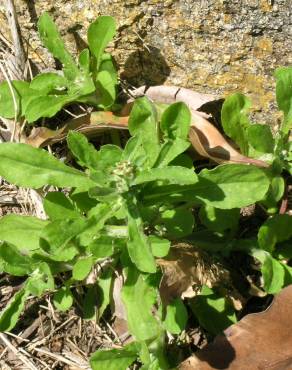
0 243 34 276
96 70 116 108
87 16 116 68
30 73 67 94
163 298 188 334
275 67 292 133
190 286 236 335
161 208 195 238
122 266 159 340
252 250 285 294
149 236 170 258
199 206 239 232
44 192 80 220
90 343 137 370
67 131 100 169
258 214 292 253
53 286 74 311
72 256 93 281
0 143 94 189
0 288 28 332
0 215 48 251
247 124 274 154
134 166 198 186
38 12 79 80
160 102 191 140
25 95 74 123
126 196 156 273
221 93 250 155
128 97 160 168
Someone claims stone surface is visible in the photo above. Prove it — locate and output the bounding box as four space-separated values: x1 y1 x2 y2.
1 0 291 124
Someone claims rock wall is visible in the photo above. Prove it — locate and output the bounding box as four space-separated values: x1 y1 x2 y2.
1 0 291 124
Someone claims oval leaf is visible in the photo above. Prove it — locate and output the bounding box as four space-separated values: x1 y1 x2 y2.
0 143 94 189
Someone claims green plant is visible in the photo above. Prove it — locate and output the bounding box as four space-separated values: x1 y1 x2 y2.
0 93 284 368
0 13 117 123
0 11 291 370
221 67 292 213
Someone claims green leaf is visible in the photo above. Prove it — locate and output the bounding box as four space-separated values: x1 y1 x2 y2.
0 143 94 189
0 81 40 119
87 16 116 68
261 255 285 294
163 298 188 334
0 80 22 118
83 285 97 320
247 124 274 154
69 73 96 97
149 236 170 258
89 236 114 259
188 230 230 253
199 206 239 232
79 48 90 73
161 208 195 238
25 94 74 123
72 256 93 280
126 195 156 273
160 102 191 140
44 192 80 220
252 250 285 294
90 343 137 370
275 67 292 133
38 12 79 80
190 286 237 335
0 242 34 276
67 131 100 170
99 53 118 84
40 218 87 258
96 70 116 108
0 288 29 332
154 139 190 168
0 215 48 251
53 286 74 311
30 72 67 94
128 97 160 168
97 269 113 318
143 164 270 209
134 166 198 186
258 214 292 253
70 190 97 213
194 164 270 209
221 93 251 155
26 263 54 296
122 266 159 340
92 144 123 174
262 175 285 209
170 153 194 169
122 135 145 167
77 203 116 246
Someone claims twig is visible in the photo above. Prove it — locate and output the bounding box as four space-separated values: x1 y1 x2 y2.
32 347 90 369
5 0 26 77
0 61 18 140
27 315 77 350
0 333 38 370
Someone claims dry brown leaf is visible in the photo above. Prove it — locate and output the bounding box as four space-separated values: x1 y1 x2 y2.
157 244 229 306
131 86 268 167
111 271 127 322
25 112 128 147
111 272 133 344
24 86 268 168
179 285 292 370
130 85 215 110
189 110 268 167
